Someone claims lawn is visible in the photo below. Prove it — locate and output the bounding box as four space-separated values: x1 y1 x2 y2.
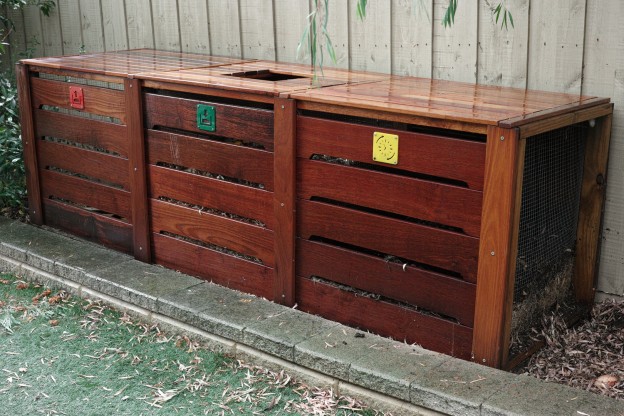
0 273 380 415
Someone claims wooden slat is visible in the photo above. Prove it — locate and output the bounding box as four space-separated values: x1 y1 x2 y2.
17 64 43 225
147 130 274 190
349 0 391 73
58 0 83 55
179 0 210 54
472 127 524 368
148 165 274 228
298 199 479 281
432 0 478 83
31 77 126 123
296 276 473 359
273 0 308 63
37 140 129 189
297 115 486 189
34 110 128 156
298 160 482 236
125 0 155 49
273 98 296 305
144 93 274 150
43 199 132 254
152 0 181 51
126 78 151 263
101 0 128 51
150 199 274 266
152 233 274 299
79 0 105 53
207 0 242 57
297 239 476 326
40 170 131 220
239 0 276 60
575 114 613 303
391 0 432 77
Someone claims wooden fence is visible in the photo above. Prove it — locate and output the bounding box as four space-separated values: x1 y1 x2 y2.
3 0 623 299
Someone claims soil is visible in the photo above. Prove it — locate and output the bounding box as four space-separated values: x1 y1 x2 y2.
516 298 624 401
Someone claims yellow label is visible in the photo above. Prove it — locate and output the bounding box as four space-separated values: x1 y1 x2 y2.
372 132 399 165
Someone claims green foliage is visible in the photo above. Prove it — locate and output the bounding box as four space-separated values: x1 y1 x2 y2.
0 1 54 216
442 0 514 30
0 75 26 210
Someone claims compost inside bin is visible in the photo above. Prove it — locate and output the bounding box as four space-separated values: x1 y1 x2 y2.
224 69 310 82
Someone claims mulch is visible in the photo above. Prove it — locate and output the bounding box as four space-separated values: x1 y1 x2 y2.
518 299 624 400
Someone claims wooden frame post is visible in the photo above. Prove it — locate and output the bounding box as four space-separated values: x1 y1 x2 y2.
574 112 613 304
16 63 43 225
125 78 151 263
273 97 296 306
472 126 524 368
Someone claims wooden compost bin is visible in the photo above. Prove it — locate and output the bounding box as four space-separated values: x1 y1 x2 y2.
17 50 613 369
135 61 385 302
290 77 613 366
17 49 249 258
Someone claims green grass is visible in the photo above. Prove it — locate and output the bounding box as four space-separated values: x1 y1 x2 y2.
0 274 380 416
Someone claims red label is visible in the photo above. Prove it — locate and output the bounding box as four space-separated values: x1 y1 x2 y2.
69 86 84 110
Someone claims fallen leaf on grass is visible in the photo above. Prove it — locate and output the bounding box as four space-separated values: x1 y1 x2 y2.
0 279 10 284
16 283 29 290
48 296 62 305
49 320 59 327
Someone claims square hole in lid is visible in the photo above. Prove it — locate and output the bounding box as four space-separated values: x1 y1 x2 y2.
224 69 310 82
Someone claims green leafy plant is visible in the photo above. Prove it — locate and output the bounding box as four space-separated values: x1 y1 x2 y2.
0 1 55 218
442 0 514 29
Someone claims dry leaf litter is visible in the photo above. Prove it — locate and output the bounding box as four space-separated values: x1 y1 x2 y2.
518 299 624 401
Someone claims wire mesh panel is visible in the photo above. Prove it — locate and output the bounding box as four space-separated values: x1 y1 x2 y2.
515 124 586 300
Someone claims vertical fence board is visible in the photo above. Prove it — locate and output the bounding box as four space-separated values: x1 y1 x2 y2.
239 0 276 60
40 4 63 56
101 0 128 51
80 0 105 53
432 0 477 83
583 0 624 298
126 0 154 49
391 0 432 77
58 0 83 55
151 0 181 51
208 0 241 57
348 0 391 73
179 0 210 54
527 0 585 93
477 0 529 88
22 5 45 58
323 0 349 69
274 0 309 64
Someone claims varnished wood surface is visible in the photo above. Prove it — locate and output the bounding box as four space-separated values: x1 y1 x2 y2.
137 60 387 97
296 276 473 359
472 127 524 368
21 49 251 77
152 233 274 300
44 199 133 254
291 76 610 127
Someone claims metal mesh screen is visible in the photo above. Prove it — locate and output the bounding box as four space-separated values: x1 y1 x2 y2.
514 124 586 301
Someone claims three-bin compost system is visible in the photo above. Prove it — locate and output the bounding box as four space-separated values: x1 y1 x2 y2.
17 49 613 370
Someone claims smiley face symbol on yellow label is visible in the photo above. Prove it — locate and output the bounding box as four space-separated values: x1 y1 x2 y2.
372 132 399 165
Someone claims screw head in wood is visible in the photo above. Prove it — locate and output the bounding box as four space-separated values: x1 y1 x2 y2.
490 251 495 256
500 136 505 141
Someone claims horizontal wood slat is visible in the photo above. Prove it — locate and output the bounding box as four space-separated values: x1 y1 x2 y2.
148 165 274 229
298 159 483 237
297 239 476 326
150 199 274 266
31 77 126 122
297 115 486 190
35 110 128 156
298 200 479 281
144 93 274 150
37 140 129 190
296 276 473 359
147 129 274 190
152 233 274 299
43 199 132 254
40 170 131 220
